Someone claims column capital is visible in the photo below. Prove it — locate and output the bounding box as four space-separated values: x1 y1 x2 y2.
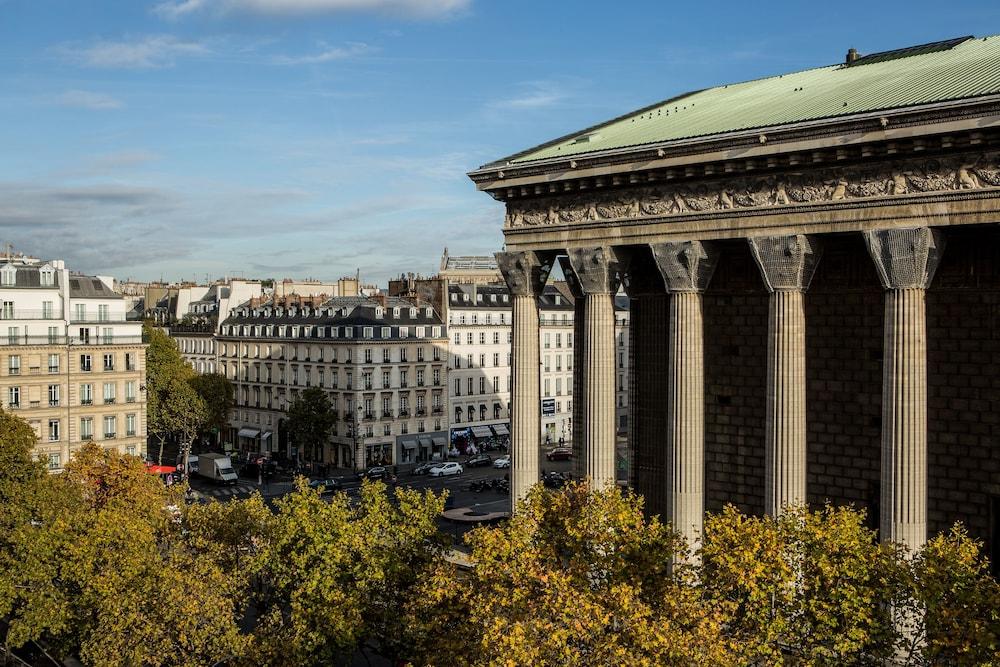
650 240 719 293
496 250 552 297
565 246 621 295
864 227 946 290
749 234 823 292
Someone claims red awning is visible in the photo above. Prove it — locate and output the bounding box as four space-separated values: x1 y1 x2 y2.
145 465 177 475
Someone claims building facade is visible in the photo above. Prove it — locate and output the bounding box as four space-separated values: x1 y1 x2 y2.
218 296 448 469
472 35 1000 565
0 254 147 469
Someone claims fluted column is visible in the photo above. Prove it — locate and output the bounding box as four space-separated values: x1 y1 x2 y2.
749 234 822 516
865 227 944 553
497 250 552 507
650 241 718 552
563 248 621 490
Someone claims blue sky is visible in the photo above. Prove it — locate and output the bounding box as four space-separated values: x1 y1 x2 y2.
1 0 998 285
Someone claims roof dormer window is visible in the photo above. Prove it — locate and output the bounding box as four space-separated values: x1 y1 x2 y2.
425 307 433 317
39 264 55 287
392 307 400 317
375 307 384 318
0 264 16 287
409 307 417 318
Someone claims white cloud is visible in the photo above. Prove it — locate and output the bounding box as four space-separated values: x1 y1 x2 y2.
154 0 470 20
54 90 123 110
59 34 209 69
273 42 373 65
489 81 567 111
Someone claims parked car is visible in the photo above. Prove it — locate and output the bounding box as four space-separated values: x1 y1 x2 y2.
358 466 388 481
493 455 511 469
429 462 464 477
542 471 568 489
308 478 342 494
546 447 573 461
466 453 493 468
412 462 437 476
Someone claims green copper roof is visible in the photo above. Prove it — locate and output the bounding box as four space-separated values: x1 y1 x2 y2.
503 35 1000 165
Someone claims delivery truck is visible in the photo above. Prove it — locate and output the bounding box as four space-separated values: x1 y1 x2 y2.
197 453 239 485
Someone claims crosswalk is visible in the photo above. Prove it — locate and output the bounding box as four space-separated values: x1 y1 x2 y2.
194 483 260 498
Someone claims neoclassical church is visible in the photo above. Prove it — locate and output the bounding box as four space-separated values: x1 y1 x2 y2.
470 35 1000 564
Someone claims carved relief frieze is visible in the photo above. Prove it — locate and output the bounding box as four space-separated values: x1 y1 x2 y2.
503 154 1000 229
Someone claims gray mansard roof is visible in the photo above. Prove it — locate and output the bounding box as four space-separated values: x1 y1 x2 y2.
68 276 121 299
221 296 445 341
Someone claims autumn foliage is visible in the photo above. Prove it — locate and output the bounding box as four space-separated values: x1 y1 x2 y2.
1 409 999 666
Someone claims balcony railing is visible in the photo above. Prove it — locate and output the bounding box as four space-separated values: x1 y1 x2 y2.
104 432 116 439
432 406 443 414
0 335 145 347
0 310 64 320
104 398 116 404
80 399 93 405
398 409 409 417
416 408 426 416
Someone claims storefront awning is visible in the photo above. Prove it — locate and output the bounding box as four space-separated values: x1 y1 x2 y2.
431 435 447 448
471 426 493 439
400 436 418 450
261 431 273 441
491 424 510 436
238 427 261 438
418 436 432 448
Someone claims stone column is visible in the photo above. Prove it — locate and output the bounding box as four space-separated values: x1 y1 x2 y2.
650 241 718 551
564 247 621 490
748 234 822 516
560 261 587 480
619 249 670 517
864 227 944 553
497 250 552 507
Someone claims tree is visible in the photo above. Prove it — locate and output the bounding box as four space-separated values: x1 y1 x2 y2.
144 324 207 465
1 443 249 666
406 483 732 667
700 504 897 665
285 387 336 464
252 480 446 666
189 373 235 444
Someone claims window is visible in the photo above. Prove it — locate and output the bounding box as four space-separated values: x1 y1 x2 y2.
103 382 116 404
0 265 13 286
455 406 462 423
507 331 513 343
493 376 499 392
102 328 113 345
80 354 92 372
383 348 391 363
48 384 59 406
364 372 373 390
454 378 461 396
103 354 114 371
125 353 137 371
466 333 473 345
479 332 485 345
125 381 136 403
7 326 19 344
365 348 373 363
382 370 391 388
493 332 499 344
479 377 485 394
417 369 425 386
47 453 60 470
494 403 501 419
467 406 474 422
399 348 408 362
98 304 109 322
467 377 473 394
0 301 12 319
42 301 53 319
126 445 136 457
48 419 60 442
454 332 461 345
48 354 59 373
363 327 373 339
126 414 136 436
383 424 391 436
48 327 58 344
8 386 19 408
433 368 440 385
103 416 116 439
400 370 408 388
80 417 93 440
80 383 93 405
556 333 562 348
8 355 20 375
74 304 85 321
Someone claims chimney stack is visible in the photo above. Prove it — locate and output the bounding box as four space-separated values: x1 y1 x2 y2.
846 47 859 64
